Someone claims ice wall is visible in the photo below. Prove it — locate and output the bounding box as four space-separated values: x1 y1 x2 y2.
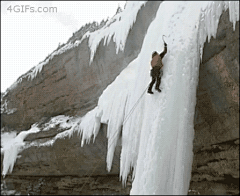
76 1 239 195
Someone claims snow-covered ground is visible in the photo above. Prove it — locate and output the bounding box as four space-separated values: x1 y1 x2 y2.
1 1 239 195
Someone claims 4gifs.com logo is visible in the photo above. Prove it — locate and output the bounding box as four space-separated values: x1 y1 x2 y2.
6 5 57 13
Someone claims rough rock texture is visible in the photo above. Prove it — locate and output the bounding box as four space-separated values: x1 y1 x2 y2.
1 1 161 132
3 124 122 176
0 4 239 196
1 175 132 195
190 9 239 195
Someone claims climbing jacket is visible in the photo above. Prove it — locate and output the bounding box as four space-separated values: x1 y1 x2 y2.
151 45 167 69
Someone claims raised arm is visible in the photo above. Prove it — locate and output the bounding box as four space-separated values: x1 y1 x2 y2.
159 43 167 59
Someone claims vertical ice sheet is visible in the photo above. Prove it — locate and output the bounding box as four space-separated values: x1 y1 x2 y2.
77 1 239 195
128 2 201 194
67 1 239 194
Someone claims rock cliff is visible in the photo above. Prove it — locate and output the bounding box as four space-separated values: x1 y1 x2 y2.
190 9 239 195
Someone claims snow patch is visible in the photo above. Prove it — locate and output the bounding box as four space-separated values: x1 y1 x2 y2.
1 99 17 114
24 115 81 148
42 115 77 131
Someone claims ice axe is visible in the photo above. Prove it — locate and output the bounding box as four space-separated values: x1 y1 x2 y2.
162 35 167 44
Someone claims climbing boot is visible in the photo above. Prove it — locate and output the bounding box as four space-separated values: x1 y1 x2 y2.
147 90 154 94
155 88 161 93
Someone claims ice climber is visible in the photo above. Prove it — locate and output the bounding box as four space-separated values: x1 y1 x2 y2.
147 41 167 94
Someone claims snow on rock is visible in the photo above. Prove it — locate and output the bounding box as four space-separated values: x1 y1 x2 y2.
42 115 77 131
23 115 81 148
76 1 239 195
1 94 17 114
1 99 17 114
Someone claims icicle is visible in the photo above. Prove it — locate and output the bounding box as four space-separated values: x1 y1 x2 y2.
1 125 40 177
228 1 239 31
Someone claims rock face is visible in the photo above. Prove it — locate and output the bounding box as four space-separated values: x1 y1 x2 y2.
1 175 132 195
190 9 239 195
1 3 239 196
5 124 121 176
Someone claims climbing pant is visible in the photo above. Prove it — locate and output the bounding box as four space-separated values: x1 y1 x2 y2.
148 67 163 92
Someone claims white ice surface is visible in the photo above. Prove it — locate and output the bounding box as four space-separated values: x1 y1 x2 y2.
83 1 147 64
1 125 40 177
76 1 239 195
